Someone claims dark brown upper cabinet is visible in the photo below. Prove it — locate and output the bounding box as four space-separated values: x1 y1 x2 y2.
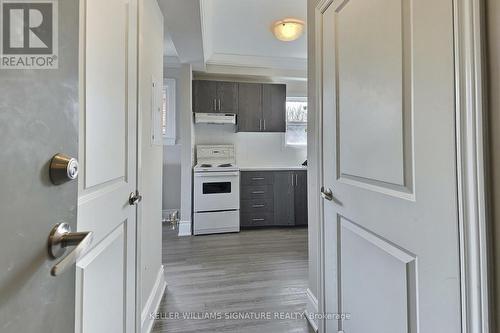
192 80 238 113
237 83 263 132
262 84 286 132
193 80 286 132
193 80 216 113
217 81 238 113
237 83 286 132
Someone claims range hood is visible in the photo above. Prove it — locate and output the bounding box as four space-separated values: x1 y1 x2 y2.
195 113 237 125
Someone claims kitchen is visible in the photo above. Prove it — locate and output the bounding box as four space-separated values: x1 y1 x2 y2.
159 77 310 332
192 80 308 235
158 0 312 331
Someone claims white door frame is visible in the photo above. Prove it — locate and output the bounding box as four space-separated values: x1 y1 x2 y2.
312 0 491 332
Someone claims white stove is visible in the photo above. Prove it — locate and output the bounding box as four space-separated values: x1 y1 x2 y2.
193 163 239 172
193 145 240 235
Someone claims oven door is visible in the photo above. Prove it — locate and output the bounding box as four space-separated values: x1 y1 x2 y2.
194 171 240 212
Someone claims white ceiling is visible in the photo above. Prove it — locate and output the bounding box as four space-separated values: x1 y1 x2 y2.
158 0 205 69
205 0 306 60
159 0 307 75
164 30 178 58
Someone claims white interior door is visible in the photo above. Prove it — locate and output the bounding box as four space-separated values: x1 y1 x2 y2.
321 0 461 332
77 0 138 332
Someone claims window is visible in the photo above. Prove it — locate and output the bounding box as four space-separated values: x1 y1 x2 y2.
286 97 307 146
162 78 176 145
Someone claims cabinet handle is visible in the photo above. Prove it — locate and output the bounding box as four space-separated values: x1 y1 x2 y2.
251 177 265 181
252 204 265 208
259 119 262 131
263 119 266 130
218 99 221 111
295 174 298 186
213 99 216 111
252 218 265 222
252 191 265 194
291 173 294 187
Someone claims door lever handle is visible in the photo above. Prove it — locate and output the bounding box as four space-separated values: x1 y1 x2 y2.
129 191 142 205
48 223 93 276
321 186 334 201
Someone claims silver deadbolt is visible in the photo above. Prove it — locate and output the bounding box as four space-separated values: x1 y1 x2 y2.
49 153 79 185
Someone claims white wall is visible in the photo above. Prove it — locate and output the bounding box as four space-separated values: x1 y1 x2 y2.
195 126 306 168
162 144 181 211
138 0 164 329
192 76 307 168
163 64 194 235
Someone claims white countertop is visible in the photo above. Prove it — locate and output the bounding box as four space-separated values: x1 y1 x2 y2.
239 166 307 171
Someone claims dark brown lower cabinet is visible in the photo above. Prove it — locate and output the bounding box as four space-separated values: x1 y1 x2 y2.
240 170 307 228
294 171 308 226
273 171 295 226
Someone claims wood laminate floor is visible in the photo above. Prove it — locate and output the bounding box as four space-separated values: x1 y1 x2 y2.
152 226 314 333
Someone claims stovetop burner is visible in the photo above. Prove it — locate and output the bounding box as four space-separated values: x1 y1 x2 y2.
200 164 212 168
218 163 232 167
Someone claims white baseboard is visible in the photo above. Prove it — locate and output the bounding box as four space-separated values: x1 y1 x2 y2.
305 288 319 332
141 265 167 333
178 220 191 236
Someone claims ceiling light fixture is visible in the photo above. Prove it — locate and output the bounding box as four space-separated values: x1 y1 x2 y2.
272 18 305 42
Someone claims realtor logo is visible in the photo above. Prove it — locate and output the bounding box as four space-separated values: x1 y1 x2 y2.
0 0 58 69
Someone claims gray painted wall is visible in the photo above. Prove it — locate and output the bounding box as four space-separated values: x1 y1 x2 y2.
163 64 194 228
0 1 79 331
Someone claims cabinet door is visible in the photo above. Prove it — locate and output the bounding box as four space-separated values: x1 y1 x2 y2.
237 83 263 132
294 171 308 226
217 81 238 113
193 80 217 113
273 171 295 226
262 84 286 132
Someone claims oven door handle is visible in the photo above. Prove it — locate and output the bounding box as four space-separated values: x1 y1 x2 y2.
194 172 239 177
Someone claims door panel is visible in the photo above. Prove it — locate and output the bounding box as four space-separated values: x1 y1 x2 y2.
321 0 460 332
84 0 127 187
340 217 417 333
78 0 137 331
336 0 412 190
75 225 125 333
0 1 79 332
